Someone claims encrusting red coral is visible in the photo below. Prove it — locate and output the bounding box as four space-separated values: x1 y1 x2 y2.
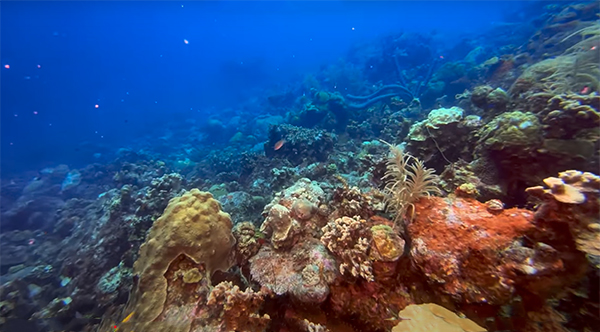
409 195 536 304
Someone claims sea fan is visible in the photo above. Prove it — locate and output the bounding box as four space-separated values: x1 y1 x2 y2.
381 140 441 226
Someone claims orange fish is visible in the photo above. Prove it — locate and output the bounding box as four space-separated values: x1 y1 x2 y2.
274 139 286 150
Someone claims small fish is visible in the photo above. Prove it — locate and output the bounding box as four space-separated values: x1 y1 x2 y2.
113 311 135 331
122 311 135 323
274 139 286 150
581 86 590 94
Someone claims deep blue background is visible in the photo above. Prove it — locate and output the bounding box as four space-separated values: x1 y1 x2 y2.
1 1 522 175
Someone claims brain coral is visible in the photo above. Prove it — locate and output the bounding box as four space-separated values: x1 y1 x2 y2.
120 189 236 331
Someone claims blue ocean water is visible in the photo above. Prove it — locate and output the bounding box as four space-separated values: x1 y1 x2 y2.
2 1 518 174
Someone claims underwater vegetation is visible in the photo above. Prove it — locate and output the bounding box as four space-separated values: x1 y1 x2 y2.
1 2 600 332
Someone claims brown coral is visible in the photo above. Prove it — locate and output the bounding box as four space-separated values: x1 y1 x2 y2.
292 198 316 220
233 221 261 265
260 204 298 249
118 189 236 332
331 184 375 220
206 281 271 332
259 178 328 249
321 216 374 281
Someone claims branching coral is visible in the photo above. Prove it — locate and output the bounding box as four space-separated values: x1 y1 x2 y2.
381 141 441 225
206 281 271 332
321 216 374 281
331 183 375 220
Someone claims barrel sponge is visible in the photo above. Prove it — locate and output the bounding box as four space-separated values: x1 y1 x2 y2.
131 189 235 326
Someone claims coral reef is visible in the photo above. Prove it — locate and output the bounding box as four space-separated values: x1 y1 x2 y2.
259 178 328 249
470 85 509 118
233 222 262 266
526 170 600 266
405 106 477 170
514 29 600 95
3 3 600 331
265 124 336 165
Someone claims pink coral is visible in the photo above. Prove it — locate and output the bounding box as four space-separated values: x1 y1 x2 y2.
249 239 337 303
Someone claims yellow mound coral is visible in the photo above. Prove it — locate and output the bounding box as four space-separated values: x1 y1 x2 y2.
369 224 404 261
119 189 236 332
392 303 486 332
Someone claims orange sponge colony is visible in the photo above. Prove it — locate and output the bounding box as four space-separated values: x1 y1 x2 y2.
122 189 236 331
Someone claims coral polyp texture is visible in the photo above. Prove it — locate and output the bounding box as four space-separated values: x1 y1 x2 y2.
118 189 237 332
249 239 337 303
